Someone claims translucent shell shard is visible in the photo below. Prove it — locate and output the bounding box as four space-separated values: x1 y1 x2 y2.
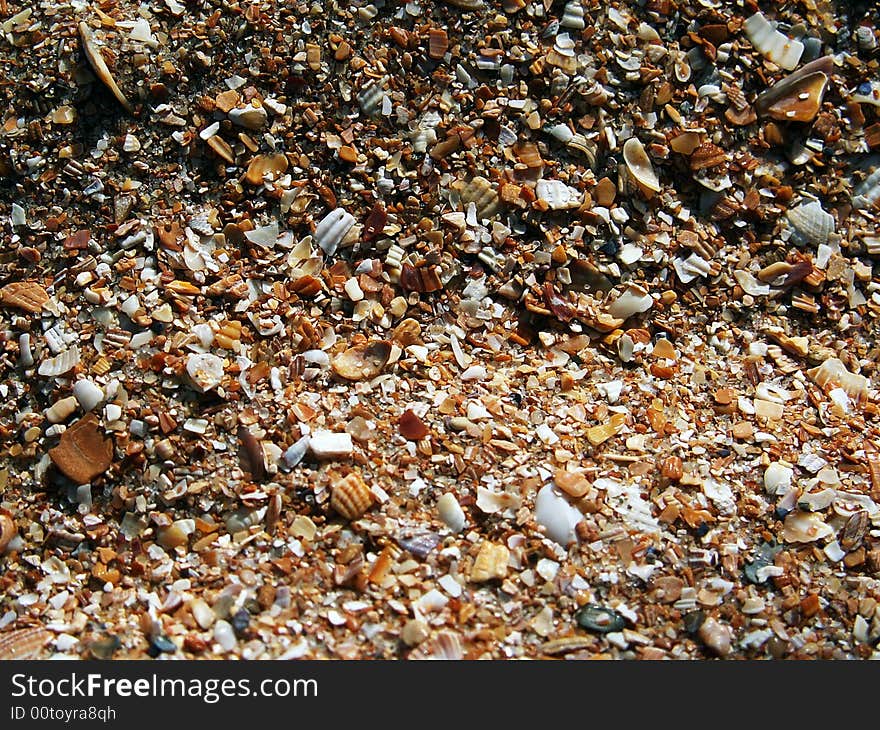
78 22 133 113
755 56 832 123
623 137 661 193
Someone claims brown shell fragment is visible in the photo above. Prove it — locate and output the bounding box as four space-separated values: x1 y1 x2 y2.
0 281 49 314
206 135 235 164
245 153 288 185
48 414 114 484
0 512 16 553
330 472 374 520
755 57 833 124
428 28 449 59
0 627 53 660
398 409 429 441
78 22 133 113
331 340 392 381
362 202 387 241
400 263 443 293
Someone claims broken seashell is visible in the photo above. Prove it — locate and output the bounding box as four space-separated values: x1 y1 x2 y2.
470 541 509 582
554 468 591 498
783 511 834 543
535 484 582 546
743 12 804 70
807 358 869 402
245 153 288 185
38 346 81 377
79 22 133 113
0 281 49 314
437 493 466 532
314 208 355 256
755 56 833 123
535 179 583 209
186 352 225 391
228 104 268 130
330 472 374 520
428 28 448 59
453 176 500 220
853 167 880 210
331 340 392 381
786 200 834 246
243 221 279 248
607 284 653 320
0 627 53 659
0 512 16 553
49 413 114 484
560 1 586 30
622 137 661 193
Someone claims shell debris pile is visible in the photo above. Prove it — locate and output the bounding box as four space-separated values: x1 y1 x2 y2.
1 0 880 661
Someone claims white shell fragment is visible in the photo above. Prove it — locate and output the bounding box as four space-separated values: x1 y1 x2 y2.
560 1 585 30
228 105 268 130
38 346 80 377
807 358 869 402
186 353 225 392
73 379 104 412
764 462 793 495
607 284 653 320
622 137 661 192
314 208 355 256
535 179 583 210
308 430 353 459
786 201 834 246
783 511 834 543
535 484 582 546
437 493 466 532
243 221 279 248
743 12 804 71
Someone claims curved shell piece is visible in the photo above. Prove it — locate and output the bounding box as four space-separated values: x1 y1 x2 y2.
607 283 653 320
852 80 880 107
330 472 374 520
454 176 500 220
560 1 586 30
783 511 834 543
38 345 80 377
535 179 583 210
756 56 833 123
186 352 225 391
331 340 391 381
78 21 133 113
853 167 880 210
622 137 661 192
314 208 355 256
807 358 869 402
743 12 804 70
0 627 53 660
786 200 834 246
0 512 16 553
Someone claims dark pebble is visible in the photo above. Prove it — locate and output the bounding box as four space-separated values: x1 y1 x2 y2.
152 635 177 653
231 609 250 637
575 605 626 634
683 610 705 636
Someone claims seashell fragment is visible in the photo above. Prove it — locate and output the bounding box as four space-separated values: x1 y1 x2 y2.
622 137 661 193
743 12 804 70
764 462 793 495
755 56 833 123
186 352 225 392
245 153 288 185
331 340 391 381
228 104 268 130
786 200 834 246
0 281 49 313
314 208 355 256
607 283 653 320
358 78 387 117
309 431 353 459
79 22 133 113
470 541 509 582
807 358 869 402
437 493 466 532
330 472 374 520
453 176 500 220
49 414 114 484
428 28 448 59
73 379 104 412
440 0 485 9
0 627 53 659
853 167 880 210
535 484 582 546
783 511 834 543
535 178 583 209
560 1 586 30
0 513 16 553
38 346 81 377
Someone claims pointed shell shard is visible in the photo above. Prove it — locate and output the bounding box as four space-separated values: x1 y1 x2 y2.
314 208 355 256
623 137 661 192
78 21 133 113
755 56 833 123
807 358 869 402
